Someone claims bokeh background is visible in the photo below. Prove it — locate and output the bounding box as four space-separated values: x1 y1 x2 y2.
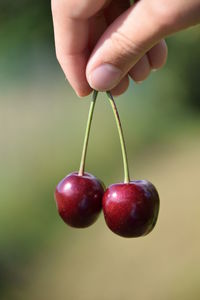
0 1 200 299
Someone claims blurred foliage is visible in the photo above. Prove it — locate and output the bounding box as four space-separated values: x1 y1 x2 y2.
0 0 52 50
167 28 200 111
0 1 200 299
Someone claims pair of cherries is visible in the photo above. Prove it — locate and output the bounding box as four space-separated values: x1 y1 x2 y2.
55 91 160 238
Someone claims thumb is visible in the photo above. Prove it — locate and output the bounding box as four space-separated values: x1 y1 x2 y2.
86 0 183 91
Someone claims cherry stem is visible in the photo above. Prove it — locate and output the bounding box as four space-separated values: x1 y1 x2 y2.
78 90 98 176
106 91 130 184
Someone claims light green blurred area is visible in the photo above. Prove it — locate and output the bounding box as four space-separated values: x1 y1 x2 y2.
0 3 200 299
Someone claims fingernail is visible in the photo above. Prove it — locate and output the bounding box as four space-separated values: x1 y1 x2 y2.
89 64 122 91
152 68 158 72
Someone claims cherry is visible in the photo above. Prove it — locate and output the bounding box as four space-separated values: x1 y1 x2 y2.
104 92 160 238
55 172 104 228
103 180 159 237
55 91 105 228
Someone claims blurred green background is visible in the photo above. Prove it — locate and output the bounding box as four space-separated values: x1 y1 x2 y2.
0 1 200 299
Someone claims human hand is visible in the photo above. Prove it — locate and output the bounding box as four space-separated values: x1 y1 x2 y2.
51 0 200 96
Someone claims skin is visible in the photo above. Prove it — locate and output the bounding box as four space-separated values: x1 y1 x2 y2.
51 0 200 97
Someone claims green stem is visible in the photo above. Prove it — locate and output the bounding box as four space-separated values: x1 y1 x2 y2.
106 91 130 183
78 90 98 176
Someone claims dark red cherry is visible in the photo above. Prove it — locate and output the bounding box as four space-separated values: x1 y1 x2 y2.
103 180 160 238
55 172 104 228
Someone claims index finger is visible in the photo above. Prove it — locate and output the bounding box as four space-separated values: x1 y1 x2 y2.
51 1 91 96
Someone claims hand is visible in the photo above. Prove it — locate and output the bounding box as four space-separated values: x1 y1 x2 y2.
51 0 200 96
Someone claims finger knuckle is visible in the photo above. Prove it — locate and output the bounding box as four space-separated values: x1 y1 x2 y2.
110 30 145 65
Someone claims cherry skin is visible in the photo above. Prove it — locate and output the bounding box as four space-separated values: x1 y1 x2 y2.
103 180 160 238
55 172 105 228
